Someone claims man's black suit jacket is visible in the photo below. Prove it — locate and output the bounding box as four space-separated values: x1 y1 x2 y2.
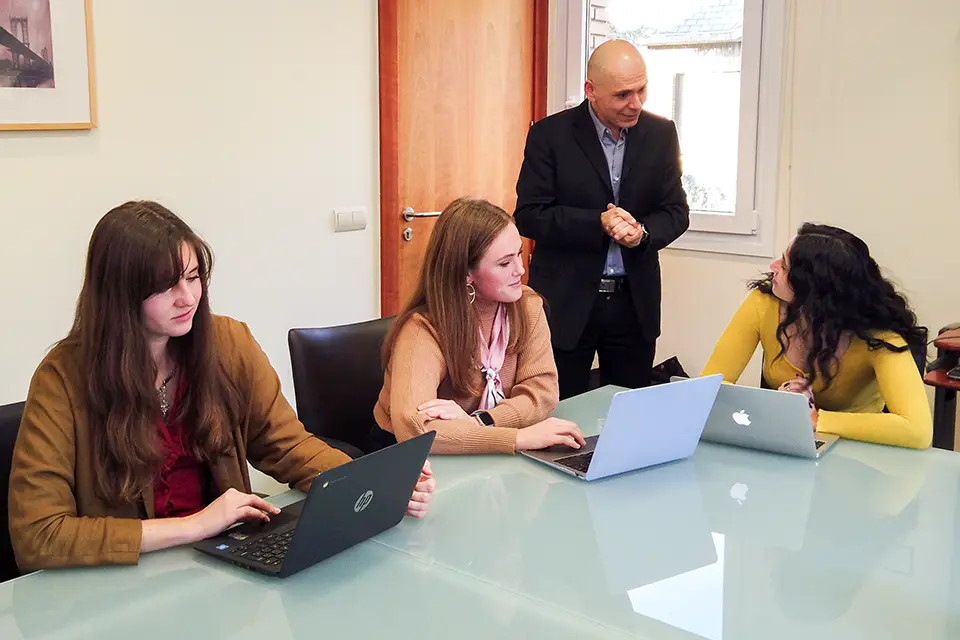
514 101 690 351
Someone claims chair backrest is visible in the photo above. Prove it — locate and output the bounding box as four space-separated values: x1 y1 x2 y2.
288 317 394 454
0 401 25 583
912 326 930 375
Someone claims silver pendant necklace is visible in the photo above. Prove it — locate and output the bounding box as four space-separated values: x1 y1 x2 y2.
158 369 176 419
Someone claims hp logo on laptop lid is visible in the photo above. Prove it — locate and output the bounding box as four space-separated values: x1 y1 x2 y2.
354 490 374 513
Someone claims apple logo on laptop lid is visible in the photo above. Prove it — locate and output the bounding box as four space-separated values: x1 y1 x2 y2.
732 410 751 426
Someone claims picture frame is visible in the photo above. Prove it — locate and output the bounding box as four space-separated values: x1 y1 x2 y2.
0 0 97 130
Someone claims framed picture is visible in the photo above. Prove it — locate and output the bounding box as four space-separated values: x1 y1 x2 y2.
0 0 96 130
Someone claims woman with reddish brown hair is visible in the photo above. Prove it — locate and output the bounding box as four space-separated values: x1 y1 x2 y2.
374 197 586 454
9 201 435 571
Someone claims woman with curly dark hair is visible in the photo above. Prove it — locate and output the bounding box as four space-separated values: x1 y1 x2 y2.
702 223 932 449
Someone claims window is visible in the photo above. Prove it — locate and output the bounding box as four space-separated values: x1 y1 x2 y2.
551 0 787 256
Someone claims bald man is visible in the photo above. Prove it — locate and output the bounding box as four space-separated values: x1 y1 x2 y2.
515 40 689 399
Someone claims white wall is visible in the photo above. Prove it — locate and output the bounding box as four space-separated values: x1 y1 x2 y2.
3 0 959 490
0 1 381 493
656 0 960 397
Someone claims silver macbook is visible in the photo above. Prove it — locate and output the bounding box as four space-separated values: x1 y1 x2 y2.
519 375 723 481
685 378 838 459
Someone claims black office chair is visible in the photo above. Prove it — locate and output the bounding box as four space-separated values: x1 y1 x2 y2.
288 317 394 459
0 401 25 583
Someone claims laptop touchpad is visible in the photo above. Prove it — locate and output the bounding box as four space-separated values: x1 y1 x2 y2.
542 434 598 454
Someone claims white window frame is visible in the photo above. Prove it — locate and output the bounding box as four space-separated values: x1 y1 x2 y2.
549 0 788 257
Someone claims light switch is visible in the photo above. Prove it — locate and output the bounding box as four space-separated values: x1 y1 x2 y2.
334 207 368 232
351 208 367 230
334 210 357 232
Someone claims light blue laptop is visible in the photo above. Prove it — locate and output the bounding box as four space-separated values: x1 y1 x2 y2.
519 375 723 481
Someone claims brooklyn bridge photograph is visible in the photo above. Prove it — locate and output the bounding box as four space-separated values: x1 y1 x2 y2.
0 0 54 88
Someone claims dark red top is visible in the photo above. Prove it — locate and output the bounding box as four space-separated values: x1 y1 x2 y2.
154 380 208 518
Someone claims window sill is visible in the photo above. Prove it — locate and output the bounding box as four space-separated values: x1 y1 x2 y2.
669 228 775 258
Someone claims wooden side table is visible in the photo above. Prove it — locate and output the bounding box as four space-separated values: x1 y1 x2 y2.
923 329 960 450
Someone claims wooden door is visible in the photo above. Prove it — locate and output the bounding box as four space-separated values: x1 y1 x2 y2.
378 0 548 316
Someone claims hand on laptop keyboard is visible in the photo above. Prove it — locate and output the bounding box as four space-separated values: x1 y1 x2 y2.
516 418 586 451
187 488 282 543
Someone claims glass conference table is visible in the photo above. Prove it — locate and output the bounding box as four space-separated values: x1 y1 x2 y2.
2 386 960 639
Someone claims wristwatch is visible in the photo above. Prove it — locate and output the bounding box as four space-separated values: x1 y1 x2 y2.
638 222 649 243
471 410 494 427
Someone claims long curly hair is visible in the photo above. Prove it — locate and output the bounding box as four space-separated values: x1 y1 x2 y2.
750 223 926 388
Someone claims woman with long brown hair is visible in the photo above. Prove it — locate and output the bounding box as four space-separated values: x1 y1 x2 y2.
9 201 435 571
374 198 586 454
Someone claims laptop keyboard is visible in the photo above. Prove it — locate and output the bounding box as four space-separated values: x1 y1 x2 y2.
555 451 593 473
228 528 294 567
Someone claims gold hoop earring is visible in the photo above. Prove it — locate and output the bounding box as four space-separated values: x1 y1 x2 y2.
466 283 476 305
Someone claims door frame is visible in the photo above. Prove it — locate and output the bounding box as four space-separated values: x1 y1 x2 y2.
377 0 551 317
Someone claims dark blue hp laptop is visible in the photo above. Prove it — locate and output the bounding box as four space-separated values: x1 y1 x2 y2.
194 431 435 578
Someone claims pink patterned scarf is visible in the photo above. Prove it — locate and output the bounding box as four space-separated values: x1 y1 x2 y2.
478 303 509 411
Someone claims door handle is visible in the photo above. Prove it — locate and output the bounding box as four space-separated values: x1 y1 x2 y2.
402 207 442 222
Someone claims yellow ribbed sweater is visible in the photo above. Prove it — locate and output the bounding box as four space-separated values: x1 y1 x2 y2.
702 290 932 449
